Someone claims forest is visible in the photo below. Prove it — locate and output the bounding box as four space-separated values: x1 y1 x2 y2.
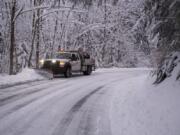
0 0 180 82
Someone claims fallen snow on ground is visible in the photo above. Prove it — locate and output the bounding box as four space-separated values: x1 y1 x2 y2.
0 68 179 135
110 71 180 135
0 68 44 86
96 67 152 73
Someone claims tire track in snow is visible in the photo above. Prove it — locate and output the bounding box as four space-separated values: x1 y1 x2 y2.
0 72 136 135
0 83 91 135
77 89 112 135
0 77 107 135
0 79 46 89
53 86 104 135
0 83 71 120
0 75 132 121
0 75 106 121
0 80 68 106
0 74 100 105
0 87 47 106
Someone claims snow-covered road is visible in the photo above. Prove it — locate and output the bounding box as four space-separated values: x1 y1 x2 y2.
0 68 179 135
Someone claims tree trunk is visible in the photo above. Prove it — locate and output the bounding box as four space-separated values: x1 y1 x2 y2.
35 0 43 69
9 0 16 75
28 0 36 67
59 4 74 51
52 1 61 54
36 4 40 68
102 0 107 62
52 19 58 55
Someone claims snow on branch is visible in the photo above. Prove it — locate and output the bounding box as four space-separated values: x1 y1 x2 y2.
34 8 87 24
154 52 180 84
73 22 118 40
13 5 87 22
54 15 85 25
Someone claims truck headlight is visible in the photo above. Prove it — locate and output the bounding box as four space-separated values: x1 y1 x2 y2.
52 59 56 63
39 59 44 65
59 61 65 67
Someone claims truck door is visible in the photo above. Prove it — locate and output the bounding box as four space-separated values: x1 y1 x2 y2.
71 53 81 71
76 54 81 71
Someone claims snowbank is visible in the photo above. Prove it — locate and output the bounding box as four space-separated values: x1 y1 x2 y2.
110 71 180 135
0 68 44 88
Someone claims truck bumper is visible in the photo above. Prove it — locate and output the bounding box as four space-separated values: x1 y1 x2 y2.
42 63 66 74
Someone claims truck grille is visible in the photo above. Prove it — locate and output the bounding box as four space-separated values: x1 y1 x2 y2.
43 60 59 69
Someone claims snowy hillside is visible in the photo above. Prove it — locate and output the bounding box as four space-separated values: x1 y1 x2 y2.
154 52 180 84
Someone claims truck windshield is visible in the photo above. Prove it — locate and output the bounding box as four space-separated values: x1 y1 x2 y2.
55 53 71 59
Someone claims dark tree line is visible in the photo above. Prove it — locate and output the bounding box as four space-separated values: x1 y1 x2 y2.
143 0 180 82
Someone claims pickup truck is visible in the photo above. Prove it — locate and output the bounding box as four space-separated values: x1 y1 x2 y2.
39 51 95 78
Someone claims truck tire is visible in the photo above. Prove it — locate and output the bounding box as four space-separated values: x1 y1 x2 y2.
64 67 72 78
83 66 92 75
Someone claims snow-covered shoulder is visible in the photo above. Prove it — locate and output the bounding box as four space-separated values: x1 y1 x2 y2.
0 68 44 87
110 70 180 135
95 67 153 73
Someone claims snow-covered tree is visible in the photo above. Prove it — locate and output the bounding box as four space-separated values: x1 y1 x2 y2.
139 0 180 83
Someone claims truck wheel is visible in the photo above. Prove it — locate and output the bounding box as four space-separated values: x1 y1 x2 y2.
64 67 72 78
83 66 92 75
